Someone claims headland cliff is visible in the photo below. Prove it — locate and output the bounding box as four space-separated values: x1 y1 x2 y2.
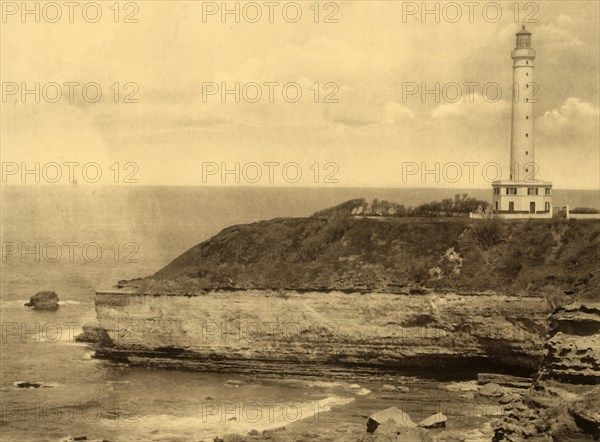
89 201 600 439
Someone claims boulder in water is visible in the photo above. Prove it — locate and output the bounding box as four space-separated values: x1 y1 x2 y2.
363 419 428 441
478 382 504 397
366 407 416 433
25 291 59 310
499 393 522 404
14 381 43 389
75 324 111 345
417 412 447 428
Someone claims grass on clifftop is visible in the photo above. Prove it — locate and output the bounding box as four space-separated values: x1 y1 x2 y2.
121 199 600 301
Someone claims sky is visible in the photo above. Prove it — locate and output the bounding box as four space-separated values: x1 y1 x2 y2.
1 0 599 189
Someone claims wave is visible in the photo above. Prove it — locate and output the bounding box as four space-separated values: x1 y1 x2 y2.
96 395 355 441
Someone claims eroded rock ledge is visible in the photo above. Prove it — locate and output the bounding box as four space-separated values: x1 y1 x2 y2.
493 300 600 441
93 290 550 375
542 303 600 384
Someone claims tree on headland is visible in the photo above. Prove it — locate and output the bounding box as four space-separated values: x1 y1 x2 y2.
312 194 490 219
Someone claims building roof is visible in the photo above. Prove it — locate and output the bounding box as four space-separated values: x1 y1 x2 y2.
516 25 532 35
492 180 552 186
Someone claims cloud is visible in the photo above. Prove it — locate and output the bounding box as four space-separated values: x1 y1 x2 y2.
1 2 598 189
536 97 599 189
382 102 415 124
537 22 583 49
539 97 599 128
431 94 510 119
328 99 414 128
557 14 575 26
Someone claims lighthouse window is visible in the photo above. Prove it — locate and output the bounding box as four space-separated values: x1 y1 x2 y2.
525 98 528 102
526 116 529 119
526 61 529 65
526 73 529 76
526 133 528 137
526 151 528 155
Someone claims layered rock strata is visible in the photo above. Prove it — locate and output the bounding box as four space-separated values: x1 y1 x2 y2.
94 290 550 375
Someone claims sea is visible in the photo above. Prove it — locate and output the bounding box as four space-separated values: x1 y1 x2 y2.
1 185 598 441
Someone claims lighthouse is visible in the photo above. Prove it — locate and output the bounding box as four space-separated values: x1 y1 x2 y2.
492 26 553 218
510 25 535 182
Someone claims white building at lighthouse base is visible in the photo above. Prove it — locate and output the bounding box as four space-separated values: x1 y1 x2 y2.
491 180 553 218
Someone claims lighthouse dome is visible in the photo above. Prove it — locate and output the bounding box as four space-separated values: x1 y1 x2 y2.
516 25 532 48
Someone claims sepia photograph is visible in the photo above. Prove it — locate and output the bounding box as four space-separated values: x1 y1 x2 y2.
1 1 599 441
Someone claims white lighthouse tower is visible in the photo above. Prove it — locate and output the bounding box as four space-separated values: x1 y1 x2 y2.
492 26 553 218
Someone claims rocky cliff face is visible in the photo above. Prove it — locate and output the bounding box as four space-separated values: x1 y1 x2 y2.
94 290 550 375
542 302 600 384
493 295 600 440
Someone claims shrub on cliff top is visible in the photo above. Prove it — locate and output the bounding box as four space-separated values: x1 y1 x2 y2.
312 198 366 218
473 218 503 250
570 207 599 214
